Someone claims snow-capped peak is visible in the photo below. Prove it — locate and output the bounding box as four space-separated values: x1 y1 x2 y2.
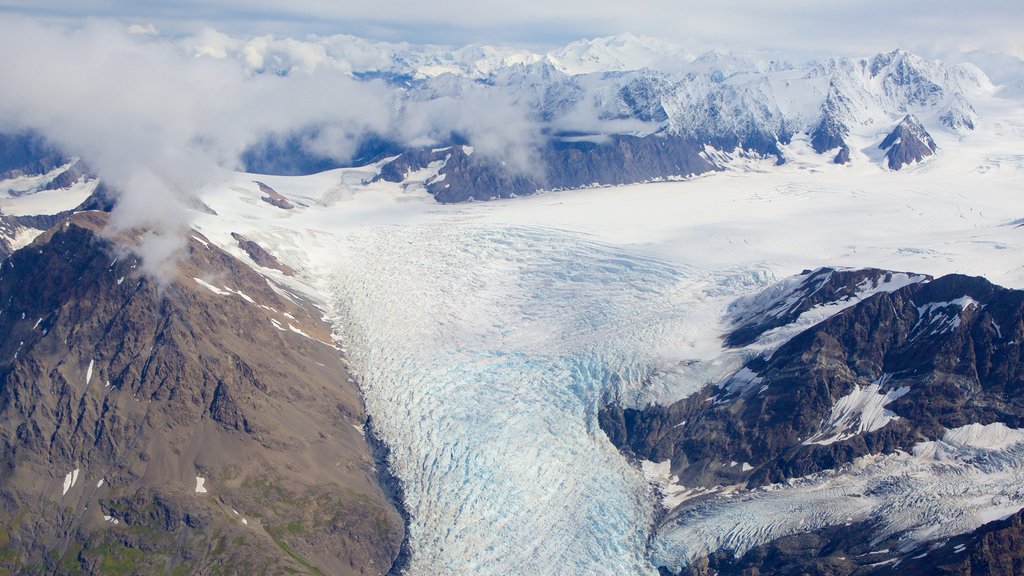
547 33 695 76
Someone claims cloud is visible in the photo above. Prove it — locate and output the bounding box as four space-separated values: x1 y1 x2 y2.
0 18 401 276
0 17 552 271
127 22 158 35
0 1 1020 57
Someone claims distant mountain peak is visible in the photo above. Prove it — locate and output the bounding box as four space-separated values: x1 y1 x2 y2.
879 114 937 169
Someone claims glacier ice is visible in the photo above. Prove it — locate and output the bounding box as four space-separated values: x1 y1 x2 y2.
653 426 1024 571
324 223 755 575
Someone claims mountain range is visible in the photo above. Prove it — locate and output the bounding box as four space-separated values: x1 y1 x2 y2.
1 32 1023 575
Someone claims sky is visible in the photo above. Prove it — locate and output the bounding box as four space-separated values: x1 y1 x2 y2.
1 0 1022 57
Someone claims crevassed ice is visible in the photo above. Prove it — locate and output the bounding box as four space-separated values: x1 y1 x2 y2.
324 224 747 575
654 425 1024 571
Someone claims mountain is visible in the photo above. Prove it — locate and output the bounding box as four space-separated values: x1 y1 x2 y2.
4 30 1024 576
0 131 102 259
0 211 404 575
350 47 989 202
600 267 1024 575
879 114 938 170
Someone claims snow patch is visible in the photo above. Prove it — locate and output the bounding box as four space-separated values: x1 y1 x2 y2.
193 277 229 296
913 296 979 337
641 460 718 509
195 476 208 494
62 468 80 496
805 381 910 445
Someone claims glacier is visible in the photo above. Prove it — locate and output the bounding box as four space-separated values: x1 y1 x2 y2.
322 224 750 575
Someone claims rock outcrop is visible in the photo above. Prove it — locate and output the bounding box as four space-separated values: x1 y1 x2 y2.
377 135 715 203
809 83 852 164
231 232 297 276
255 181 294 210
879 114 937 170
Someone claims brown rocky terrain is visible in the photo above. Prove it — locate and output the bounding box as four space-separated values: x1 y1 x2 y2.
374 135 716 203
255 182 295 210
0 212 404 575
603 269 1024 575
230 233 297 277
879 114 937 170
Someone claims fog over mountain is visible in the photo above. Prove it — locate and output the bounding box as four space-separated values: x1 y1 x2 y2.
2 17 1020 243
2 6 1024 576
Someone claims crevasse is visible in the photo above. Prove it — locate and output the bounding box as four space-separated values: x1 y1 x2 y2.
323 224 735 575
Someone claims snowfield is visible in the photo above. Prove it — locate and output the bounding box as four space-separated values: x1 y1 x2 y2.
190 91 1024 573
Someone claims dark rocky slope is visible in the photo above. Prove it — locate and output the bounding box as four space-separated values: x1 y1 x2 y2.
376 135 715 203
879 114 937 170
603 271 1023 488
0 212 403 575
602 268 1024 574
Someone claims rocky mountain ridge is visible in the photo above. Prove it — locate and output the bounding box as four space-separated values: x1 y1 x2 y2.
0 211 405 575
356 48 989 201
2 42 994 205
601 267 1024 575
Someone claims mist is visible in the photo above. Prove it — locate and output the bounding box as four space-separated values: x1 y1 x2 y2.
0 17 548 275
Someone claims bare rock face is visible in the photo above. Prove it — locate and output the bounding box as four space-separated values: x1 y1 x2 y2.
809 84 851 164
377 135 716 203
255 181 294 210
0 213 404 575
879 114 937 170
231 232 297 276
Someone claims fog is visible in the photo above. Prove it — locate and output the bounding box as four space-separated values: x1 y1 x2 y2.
0 18 546 275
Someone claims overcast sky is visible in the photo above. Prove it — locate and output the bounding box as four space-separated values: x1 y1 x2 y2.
1 0 1022 57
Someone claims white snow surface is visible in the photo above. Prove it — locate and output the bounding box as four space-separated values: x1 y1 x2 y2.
805 381 910 446
62 468 79 496
194 476 207 494
0 178 97 217
189 95 1024 574
943 422 1024 450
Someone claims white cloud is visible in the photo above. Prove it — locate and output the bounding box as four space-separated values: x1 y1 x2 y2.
1 1 1020 57
0 16 550 258
127 22 158 35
